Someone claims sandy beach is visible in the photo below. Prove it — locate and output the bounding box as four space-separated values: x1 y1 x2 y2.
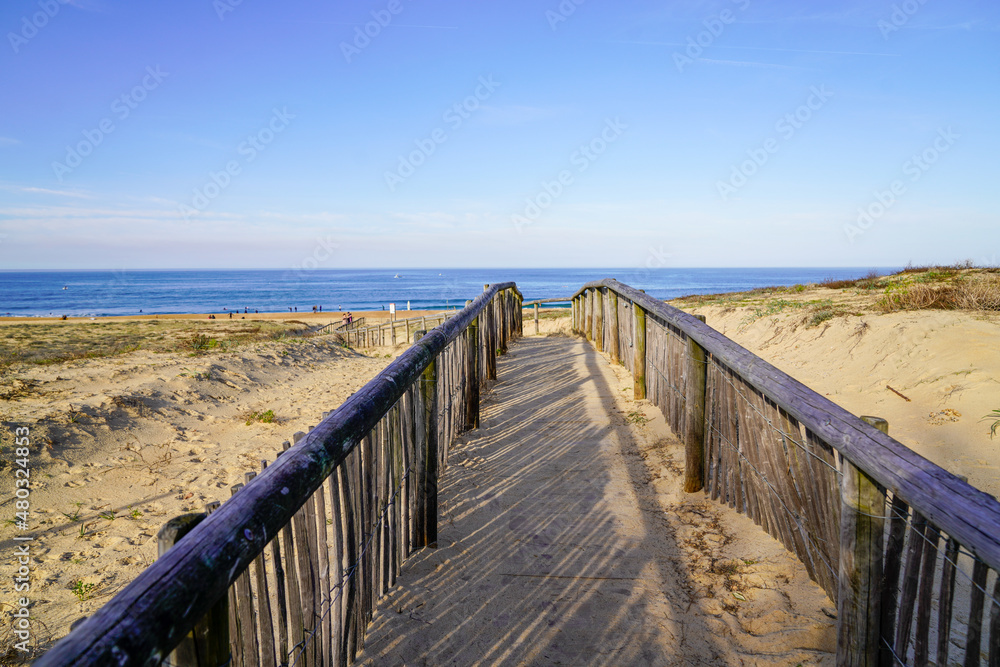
2 269 997 662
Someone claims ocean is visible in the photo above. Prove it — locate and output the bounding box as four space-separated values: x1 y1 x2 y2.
0 268 893 318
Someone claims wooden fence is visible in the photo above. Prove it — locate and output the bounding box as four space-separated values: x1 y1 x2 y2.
522 297 572 335
572 279 1000 667
36 283 523 667
314 317 367 337
344 312 456 348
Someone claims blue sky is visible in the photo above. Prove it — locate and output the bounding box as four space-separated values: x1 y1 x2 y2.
1 0 997 269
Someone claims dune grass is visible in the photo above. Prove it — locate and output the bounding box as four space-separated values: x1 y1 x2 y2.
0 319 310 371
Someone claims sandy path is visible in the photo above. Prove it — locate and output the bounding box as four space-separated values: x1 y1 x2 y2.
358 333 835 666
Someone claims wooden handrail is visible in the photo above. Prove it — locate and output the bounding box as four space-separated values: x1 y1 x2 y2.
36 283 521 666
572 279 1000 573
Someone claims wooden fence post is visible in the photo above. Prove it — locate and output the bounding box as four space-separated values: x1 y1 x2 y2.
534 302 540 335
499 289 509 355
466 302 479 430
585 289 593 341
594 288 604 351
159 514 230 667
608 290 620 364
684 314 708 493
837 415 888 667
633 302 647 400
412 331 438 548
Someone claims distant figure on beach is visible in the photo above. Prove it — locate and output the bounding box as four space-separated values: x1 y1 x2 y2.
312 305 317 313
255 309 258 314
347 312 353 324
318 305 322 312
244 307 248 314
288 307 292 312
229 312 233 319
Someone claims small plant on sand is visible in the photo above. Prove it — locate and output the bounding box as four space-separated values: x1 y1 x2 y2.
246 409 276 425
62 502 84 522
189 334 219 351
983 410 1000 439
127 505 142 519
98 510 116 521
626 410 649 426
70 580 95 602
807 309 835 328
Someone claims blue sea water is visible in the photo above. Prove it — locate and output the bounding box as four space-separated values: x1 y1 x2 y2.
0 268 895 318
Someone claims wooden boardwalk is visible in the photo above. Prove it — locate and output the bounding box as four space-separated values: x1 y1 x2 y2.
356 335 831 666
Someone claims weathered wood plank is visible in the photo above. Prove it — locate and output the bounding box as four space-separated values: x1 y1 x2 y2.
608 290 620 364
245 472 276 667
158 514 230 667
633 302 646 400
966 560 989 667
879 493 909 666
894 512 928 661
989 575 1000 667
936 532 960 667
914 524 940 665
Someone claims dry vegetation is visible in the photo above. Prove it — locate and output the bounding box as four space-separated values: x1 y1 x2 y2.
673 263 1000 326
0 319 314 371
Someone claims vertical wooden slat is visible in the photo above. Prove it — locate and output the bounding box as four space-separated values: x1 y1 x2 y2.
284 436 317 667
338 454 357 663
895 512 928 662
633 302 646 400
801 428 840 600
880 493 910 667
837 460 884 667
937 532 960 667
420 334 439 548
988 575 1000 667
261 460 291 666
913 525 940 665
683 318 707 493
312 473 332 667
159 513 231 667
467 312 480 430
778 409 822 585
326 465 346 667
229 483 259 667
836 416 887 667
245 472 276 667
608 290 620 364
966 560 990 667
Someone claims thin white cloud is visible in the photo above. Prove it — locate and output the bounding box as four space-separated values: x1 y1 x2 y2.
613 40 899 57
0 137 19 146
698 58 805 70
280 20 458 29
0 185 94 199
